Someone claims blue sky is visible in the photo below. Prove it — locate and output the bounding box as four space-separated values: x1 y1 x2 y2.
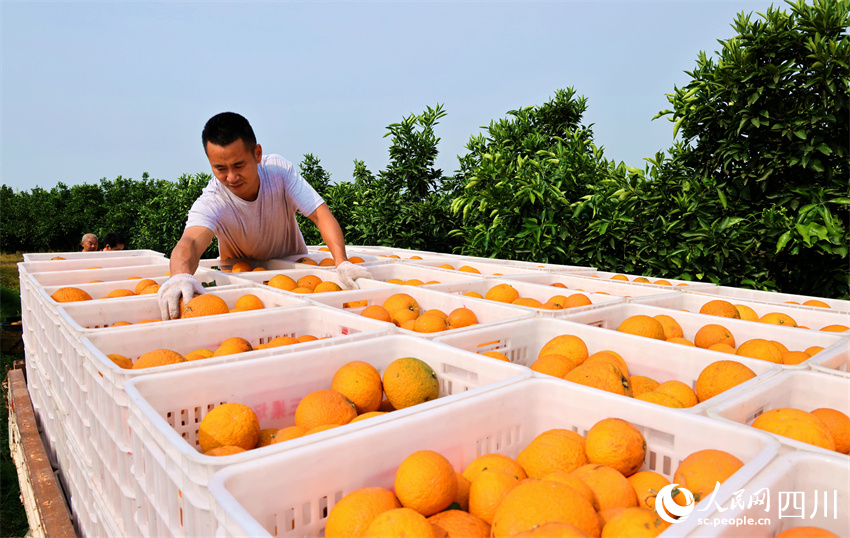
2 1 778 192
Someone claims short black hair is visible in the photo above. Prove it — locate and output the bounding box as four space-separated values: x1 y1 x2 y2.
202 112 257 153
103 232 125 248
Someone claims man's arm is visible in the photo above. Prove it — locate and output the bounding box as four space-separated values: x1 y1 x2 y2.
169 226 215 275
305 203 348 266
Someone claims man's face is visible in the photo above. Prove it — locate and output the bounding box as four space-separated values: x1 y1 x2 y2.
81 237 98 251
206 139 262 201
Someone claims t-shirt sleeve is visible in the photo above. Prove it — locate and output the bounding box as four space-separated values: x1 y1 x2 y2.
184 191 220 233
268 155 325 216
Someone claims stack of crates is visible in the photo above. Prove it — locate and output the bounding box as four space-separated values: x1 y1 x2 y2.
18 246 850 537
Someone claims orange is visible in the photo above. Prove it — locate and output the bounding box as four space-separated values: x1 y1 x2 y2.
349 256 366 264
617 315 665 340
771 340 790 354
699 299 741 319
538 334 588 365
782 351 812 365
485 284 520 303
512 297 543 308
132 349 186 369
182 294 229 318
633 277 650 283
350 411 387 423
821 324 849 332
611 274 629 281
571 463 638 512
50 256 66 260
259 335 299 349
629 376 659 398
325 486 402 538
759 312 798 327
400 319 417 331
361 305 393 323
395 450 457 516
413 313 448 333
463 291 484 299
255 428 279 448
490 479 600 538
268 274 297 291
530 354 576 379
423 309 448 322
458 265 481 274
383 293 421 317
736 338 783 363
462 453 527 483
294 389 357 431
547 295 568 307
564 361 632 396
802 299 831 308
107 354 133 369
708 343 737 354
597 508 627 527
297 256 319 265
134 278 158 294
390 308 417 327
563 293 592 308
775 528 840 538
139 284 160 295
319 257 336 266
314 281 343 293
584 350 629 378
694 324 736 349
585 418 646 477
204 446 247 456
514 523 592 537
387 278 405 285
734 304 759 321
271 425 307 444
653 280 672 286
695 360 757 402
481 350 510 362
331 361 383 414
751 408 836 450
673 449 743 502
184 348 214 361
213 336 253 357
447 308 478 329
296 274 322 291
363 507 436 538
233 293 264 311
517 429 588 478
382 357 440 409
540 472 600 511
439 263 455 270
635 391 685 408
627 471 685 511
453 472 471 511
198 402 260 453
229 261 251 272
50 287 93 302
811 408 850 454
806 346 825 356
428 510 489 538
550 282 569 288
405 279 425 287
468 469 520 524
654 380 698 408
666 337 695 346
600 507 670 537
653 315 683 340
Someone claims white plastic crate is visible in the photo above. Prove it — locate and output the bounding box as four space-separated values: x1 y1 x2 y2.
576 270 718 289
22 248 165 262
696 285 850 314
425 278 624 317
355 262 488 286
207 377 780 538
561 303 849 371
687 451 849 537
633 290 850 335
504 271 683 301
211 267 391 295
406 258 559 277
23 262 172 289
304 284 535 338
808 339 850 379
437 252 596 274
434 317 780 413
124 334 531 538
706 370 850 458
18 254 169 276
78 305 394 459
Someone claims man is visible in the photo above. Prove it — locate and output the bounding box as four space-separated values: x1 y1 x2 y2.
80 233 98 252
101 232 125 251
158 112 371 320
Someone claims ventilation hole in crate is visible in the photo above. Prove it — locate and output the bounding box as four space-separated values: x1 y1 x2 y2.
649 450 657 471
746 407 765 426
193 406 202 424
180 408 188 427
662 455 672 476
165 411 174 428
285 506 297 531
319 495 329 519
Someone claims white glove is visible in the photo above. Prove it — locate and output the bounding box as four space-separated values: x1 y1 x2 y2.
157 273 206 320
336 261 373 290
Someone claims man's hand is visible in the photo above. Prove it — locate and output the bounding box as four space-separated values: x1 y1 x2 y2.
157 273 206 320
336 261 373 290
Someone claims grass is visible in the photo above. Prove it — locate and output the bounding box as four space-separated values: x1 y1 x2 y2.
0 253 23 294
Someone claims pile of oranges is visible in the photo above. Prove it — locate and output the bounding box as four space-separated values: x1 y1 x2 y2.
323 417 749 538
358 293 479 333
265 273 346 294
698 298 847 332
295 255 366 266
474 282 595 311
195 357 440 456
751 407 849 454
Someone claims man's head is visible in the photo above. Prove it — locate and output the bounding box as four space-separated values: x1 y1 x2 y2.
80 233 98 251
102 232 125 251
202 112 263 201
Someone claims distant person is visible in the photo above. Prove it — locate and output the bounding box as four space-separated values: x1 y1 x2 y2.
80 233 98 252
102 232 126 251
157 111 371 320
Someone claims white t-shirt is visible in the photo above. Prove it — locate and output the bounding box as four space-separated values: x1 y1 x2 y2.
185 154 324 262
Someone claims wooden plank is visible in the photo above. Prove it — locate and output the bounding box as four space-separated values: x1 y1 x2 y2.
6 368 76 538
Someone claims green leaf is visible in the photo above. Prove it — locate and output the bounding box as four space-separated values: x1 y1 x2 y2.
776 231 792 252
716 188 728 209
793 130 807 139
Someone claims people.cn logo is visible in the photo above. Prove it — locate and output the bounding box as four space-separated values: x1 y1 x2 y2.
655 484 697 524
